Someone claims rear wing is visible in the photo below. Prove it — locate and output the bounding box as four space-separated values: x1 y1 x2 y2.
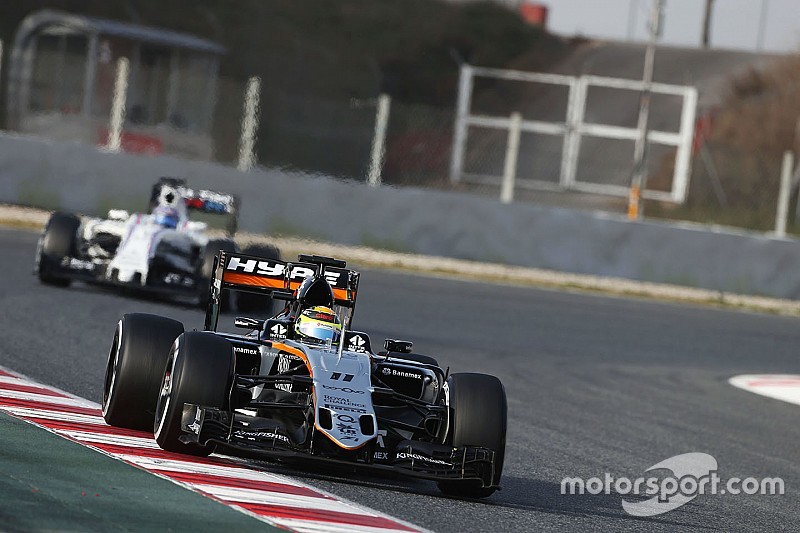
149 177 239 235
204 251 360 332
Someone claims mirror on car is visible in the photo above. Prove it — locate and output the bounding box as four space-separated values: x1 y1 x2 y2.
234 316 264 330
384 339 413 354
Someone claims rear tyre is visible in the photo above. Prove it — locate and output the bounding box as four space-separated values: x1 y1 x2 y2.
35 212 80 287
102 313 184 431
197 238 237 310
236 243 281 315
154 332 235 456
437 373 507 498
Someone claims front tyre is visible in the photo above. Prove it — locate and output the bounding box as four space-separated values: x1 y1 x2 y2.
437 373 507 498
154 332 235 456
35 212 80 286
102 313 184 430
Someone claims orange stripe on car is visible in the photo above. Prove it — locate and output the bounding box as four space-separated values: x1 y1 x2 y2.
222 272 285 289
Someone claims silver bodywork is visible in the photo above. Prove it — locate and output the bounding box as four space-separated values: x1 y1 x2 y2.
258 339 379 449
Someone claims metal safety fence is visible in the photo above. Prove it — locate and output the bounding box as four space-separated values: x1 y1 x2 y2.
1 27 799 234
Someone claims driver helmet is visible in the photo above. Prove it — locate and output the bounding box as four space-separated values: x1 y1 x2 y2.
153 206 180 229
295 306 341 344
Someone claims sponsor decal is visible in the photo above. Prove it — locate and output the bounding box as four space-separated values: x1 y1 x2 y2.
376 429 388 448
307 311 336 321
276 353 297 393
336 422 359 436
334 414 356 423
373 451 389 461
348 335 367 352
330 372 354 382
324 403 367 414
225 258 342 285
323 395 366 409
233 346 259 356
322 384 365 394
381 367 423 380
197 190 233 207
396 452 452 467
277 353 301 373
270 323 287 339
63 257 94 271
187 408 202 435
163 272 194 287
233 429 290 443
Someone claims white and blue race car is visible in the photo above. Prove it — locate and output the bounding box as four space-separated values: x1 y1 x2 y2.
34 177 277 309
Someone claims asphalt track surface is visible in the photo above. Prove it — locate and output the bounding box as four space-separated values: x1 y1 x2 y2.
1 226 799 531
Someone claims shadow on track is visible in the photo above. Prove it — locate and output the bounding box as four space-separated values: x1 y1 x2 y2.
487 475 721 530
240 460 717 529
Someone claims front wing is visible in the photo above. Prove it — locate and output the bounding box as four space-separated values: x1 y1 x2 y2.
181 404 500 490
39 255 199 296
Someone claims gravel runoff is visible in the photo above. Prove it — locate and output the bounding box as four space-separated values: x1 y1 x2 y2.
7 202 800 316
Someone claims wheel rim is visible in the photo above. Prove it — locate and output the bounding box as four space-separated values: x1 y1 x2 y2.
101 321 123 417
154 346 177 438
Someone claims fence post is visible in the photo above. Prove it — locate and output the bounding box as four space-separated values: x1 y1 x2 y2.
106 57 129 152
672 86 698 203
562 76 587 189
367 93 391 187
450 64 474 183
501 112 522 204
774 150 794 238
237 76 261 172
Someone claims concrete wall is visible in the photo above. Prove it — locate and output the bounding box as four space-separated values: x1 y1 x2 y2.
1 133 798 299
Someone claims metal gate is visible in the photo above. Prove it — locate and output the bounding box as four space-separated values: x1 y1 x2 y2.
449 64 698 203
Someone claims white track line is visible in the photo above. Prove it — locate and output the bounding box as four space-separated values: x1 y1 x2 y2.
2 407 106 424
729 374 800 406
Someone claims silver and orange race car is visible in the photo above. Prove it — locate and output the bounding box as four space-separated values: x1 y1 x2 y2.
101 251 507 498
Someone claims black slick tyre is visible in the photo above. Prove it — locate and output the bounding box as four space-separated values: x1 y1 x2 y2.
154 332 234 456
102 313 184 431
437 373 507 498
35 212 80 286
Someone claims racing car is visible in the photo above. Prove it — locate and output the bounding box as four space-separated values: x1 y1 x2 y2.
34 177 278 310
101 251 507 498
